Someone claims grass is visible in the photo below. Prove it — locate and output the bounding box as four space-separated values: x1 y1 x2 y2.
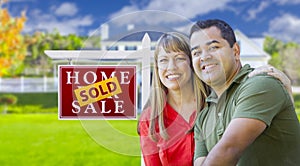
0 93 299 166
0 114 141 166
293 94 300 120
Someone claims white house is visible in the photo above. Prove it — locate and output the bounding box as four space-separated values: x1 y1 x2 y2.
101 23 270 68
235 30 270 67
100 23 172 51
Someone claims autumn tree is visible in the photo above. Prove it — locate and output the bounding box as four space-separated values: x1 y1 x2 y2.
0 0 27 77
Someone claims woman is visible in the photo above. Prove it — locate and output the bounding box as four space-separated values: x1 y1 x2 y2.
138 32 292 166
139 32 207 166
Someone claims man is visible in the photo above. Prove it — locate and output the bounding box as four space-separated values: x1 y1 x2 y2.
190 19 300 166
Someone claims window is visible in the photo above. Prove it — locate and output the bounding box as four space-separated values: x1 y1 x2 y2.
106 46 118 50
125 46 137 50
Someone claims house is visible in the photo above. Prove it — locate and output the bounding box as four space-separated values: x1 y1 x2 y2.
101 23 270 68
100 23 173 51
235 30 270 67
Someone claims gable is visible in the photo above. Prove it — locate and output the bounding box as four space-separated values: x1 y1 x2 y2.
235 30 270 59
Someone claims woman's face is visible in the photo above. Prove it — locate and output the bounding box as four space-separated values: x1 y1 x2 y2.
157 48 193 91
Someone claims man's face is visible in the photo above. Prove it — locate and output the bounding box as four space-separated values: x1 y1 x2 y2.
190 26 240 88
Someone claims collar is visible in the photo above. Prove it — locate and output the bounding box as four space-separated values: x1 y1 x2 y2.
206 64 254 104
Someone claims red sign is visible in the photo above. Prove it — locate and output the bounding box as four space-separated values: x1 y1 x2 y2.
58 65 137 120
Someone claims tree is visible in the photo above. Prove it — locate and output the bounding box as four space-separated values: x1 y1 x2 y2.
0 0 27 77
264 36 284 70
280 46 300 85
24 30 85 76
264 36 300 85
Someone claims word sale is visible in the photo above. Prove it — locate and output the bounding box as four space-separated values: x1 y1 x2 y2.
71 97 125 114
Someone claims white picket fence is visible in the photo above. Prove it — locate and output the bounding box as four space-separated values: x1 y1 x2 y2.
0 76 57 92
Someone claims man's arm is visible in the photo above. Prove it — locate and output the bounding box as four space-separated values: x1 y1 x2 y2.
200 118 266 166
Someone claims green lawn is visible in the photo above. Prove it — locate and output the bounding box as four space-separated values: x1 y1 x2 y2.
0 93 299 166
0 114 141 166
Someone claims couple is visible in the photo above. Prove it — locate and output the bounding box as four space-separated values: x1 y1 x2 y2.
138 19 300 166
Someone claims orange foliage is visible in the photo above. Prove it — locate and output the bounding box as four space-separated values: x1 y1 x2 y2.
0 3 27 77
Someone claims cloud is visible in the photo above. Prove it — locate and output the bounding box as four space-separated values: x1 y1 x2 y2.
145 0 231 18
273 0 300 5
108 0 232 26
246 1 269 20
53 2 78 16
266 13 300 43
24 3 93 35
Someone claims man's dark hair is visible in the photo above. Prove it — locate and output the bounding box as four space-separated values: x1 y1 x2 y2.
190 19 236 47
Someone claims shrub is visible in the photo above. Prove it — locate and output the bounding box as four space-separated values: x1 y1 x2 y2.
7 105 57 114
0 94 18 105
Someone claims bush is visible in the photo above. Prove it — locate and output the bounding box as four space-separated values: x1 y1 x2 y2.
0 93 57 114
0 94 17 105
6 105 57 114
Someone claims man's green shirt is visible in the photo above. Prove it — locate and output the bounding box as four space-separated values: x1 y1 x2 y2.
194 64 300 165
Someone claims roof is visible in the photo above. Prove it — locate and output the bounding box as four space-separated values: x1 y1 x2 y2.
235 29 270 59
106 31 164 42
102 25 183 42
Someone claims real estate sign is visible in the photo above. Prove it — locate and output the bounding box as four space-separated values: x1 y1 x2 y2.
58 65 137 120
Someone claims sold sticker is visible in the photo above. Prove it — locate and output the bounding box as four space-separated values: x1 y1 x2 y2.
74 77 122 107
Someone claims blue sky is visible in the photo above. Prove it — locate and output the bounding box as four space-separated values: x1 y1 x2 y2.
5 0 300 43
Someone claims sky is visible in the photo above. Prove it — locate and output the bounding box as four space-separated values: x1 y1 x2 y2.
4 0 300 43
